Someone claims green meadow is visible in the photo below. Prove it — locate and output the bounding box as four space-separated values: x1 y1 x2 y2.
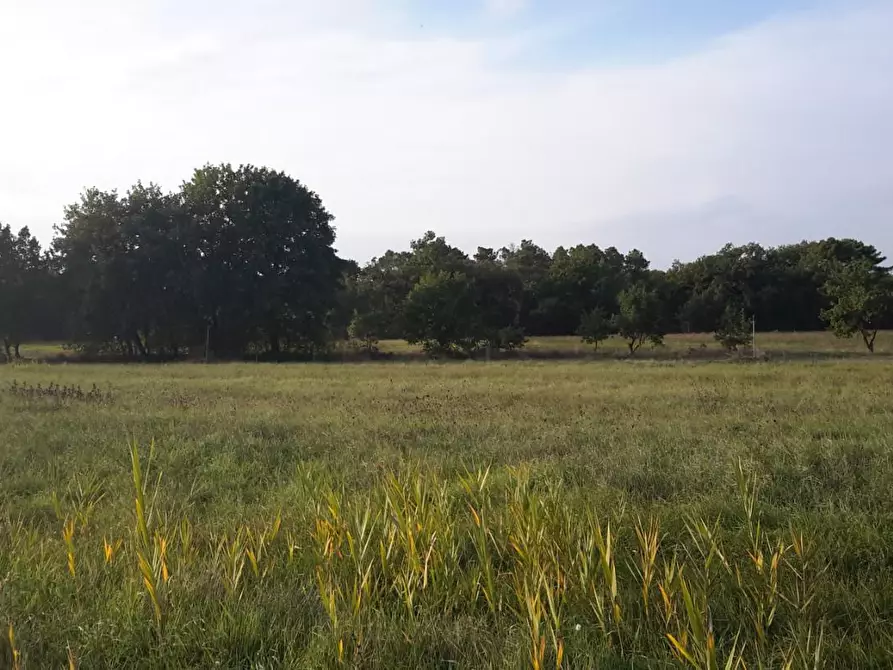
2 355 893 668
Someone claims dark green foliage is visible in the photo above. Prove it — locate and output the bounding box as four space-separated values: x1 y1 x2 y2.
4 173 892 357
53 184 195 358
497 240 552 333
534 244 646 336
182 164 341 357
401 265 527 357
46 165 342 359
612 283 665 355
357 233 526 356
714 304 753 352
666 238 888 335
821 260 893 353
578 307 613 351
0 223 53 359
347 309 382 353
403 271 480 355
469 257 526 351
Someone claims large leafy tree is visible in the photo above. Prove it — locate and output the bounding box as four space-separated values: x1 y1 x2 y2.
53 185 191 357
536 244 637 336
498 240 552 333
351 250 417 340
821 259 893 353
182 164 342 357
121 183 197 357
53 164 342 358
0 223 21 358
403 271 480 355
400 246 526 356
0 224 49 358
666 244 771 333
492 240 654 346
470 253 526 351
348 232 469 343
55 188 135 354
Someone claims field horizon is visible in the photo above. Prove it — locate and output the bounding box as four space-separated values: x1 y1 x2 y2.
9 330 893 365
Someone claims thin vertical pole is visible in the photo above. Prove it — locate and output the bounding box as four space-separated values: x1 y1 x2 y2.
752 315 756 359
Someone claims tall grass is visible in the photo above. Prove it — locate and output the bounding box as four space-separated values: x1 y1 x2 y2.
0 446 879 667
2 360 893 666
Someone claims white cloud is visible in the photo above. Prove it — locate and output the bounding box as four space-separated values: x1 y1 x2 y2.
1 0 892 265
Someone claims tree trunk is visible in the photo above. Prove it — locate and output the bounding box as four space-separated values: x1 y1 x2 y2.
13 342 21 359
862 329 877 353
142 327 152 358
3 338 11 362
133 331 149 358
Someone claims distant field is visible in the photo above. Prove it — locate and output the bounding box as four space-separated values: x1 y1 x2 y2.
2 359 893 667
17 330 893 361
380 330 893 356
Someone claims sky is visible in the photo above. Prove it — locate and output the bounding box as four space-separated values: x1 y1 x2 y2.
1 0 892 266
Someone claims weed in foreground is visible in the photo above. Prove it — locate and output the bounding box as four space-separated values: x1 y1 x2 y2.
0 444 845 668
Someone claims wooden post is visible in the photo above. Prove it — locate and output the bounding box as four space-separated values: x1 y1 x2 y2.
752 315 756 359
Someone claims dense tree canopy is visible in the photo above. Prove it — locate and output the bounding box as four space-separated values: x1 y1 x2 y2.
43 165 343 359
820 259 893 352
0 224 53 358
181 164 342 356
2 164 891 359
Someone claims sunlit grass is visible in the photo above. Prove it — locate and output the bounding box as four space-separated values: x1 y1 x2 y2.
2 359 893 667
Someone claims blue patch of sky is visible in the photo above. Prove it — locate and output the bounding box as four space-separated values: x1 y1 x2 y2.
410 0 823 67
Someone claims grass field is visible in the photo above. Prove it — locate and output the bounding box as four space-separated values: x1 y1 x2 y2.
15 330 893 362
378 331 893 357
2 355 893 667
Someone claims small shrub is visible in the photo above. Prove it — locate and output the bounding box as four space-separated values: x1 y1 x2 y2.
578 308 613 352
6 380 114 404
347 311 380 354
493 326 527 352
715 305 753 352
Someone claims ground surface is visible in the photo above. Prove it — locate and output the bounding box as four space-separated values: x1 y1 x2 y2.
2 350 893 667
16 330 893 361
379 330 893 357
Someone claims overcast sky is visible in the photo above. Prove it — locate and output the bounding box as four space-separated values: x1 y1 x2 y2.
1 0 891 266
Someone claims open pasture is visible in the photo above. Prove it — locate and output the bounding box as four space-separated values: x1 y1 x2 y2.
2 359 893 668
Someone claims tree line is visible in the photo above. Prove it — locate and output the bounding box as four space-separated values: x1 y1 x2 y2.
2 163 892 360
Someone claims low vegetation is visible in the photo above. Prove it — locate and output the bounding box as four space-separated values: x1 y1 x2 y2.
2 359 893 667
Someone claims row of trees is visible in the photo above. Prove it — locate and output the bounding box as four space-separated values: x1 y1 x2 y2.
0 226 49 359
2 165 345 359
2 163 892 360
347 233 893 355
